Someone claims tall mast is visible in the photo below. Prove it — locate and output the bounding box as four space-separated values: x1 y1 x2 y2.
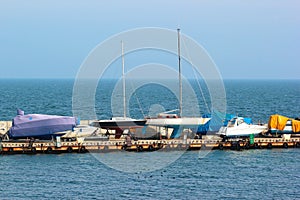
121 41 126 118
177 28 182 117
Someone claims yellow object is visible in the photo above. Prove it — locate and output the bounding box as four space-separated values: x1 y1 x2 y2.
268 115 276 129
292 120 300 133
268 114 289 131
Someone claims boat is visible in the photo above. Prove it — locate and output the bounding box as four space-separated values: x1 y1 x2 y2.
91 41 146 138
91 117 147 129
146 115 211 139
0 121 11 136
268 114 300 134
60 124 100 138
8 109 79 140
216 116 268 138
145 29 211 139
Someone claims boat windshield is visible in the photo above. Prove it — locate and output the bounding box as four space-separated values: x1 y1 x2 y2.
237 118 244 125
228 119 236 127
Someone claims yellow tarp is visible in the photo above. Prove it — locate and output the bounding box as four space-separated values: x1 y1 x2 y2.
292 120 300 133
268 114 289 131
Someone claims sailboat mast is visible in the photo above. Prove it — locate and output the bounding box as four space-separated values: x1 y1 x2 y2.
121 41 126 118
177 28 182 117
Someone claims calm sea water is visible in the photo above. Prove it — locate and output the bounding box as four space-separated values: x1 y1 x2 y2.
0 79 299 199
0 79 299 122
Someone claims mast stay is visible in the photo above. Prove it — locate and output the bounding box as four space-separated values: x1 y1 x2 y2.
177 28 182 117
121 41 126 118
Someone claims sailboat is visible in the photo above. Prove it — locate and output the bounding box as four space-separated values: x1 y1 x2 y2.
91 41 146 139
146 29 211 139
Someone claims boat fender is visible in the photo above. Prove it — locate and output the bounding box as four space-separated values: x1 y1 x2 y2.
104 146 108 151
296 142 300 148
67 146 73 153
267 143 272 149
46 147 53 153
148 145 154 151
254 143 259 149
218 144 223 150
137 145 143 152
187 145 192 151
244 142 250 149
121 145 127 151
157 143 163 149
8 147 14 152
80 146 86 153
283 142 288 149
31 147 37 154
236 142 241 151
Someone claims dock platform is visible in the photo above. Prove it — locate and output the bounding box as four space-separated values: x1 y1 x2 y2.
1 137 300 154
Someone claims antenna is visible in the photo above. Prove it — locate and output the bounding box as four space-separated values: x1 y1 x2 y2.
177 28 182 117
121 41 126 118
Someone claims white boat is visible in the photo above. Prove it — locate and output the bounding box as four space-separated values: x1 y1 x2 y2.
147 117 210 127
147 116 211 139
60 124 100 138
217 117 267 137
146 29 211 139
0 121 11 136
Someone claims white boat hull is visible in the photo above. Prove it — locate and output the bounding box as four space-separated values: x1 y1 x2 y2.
218 123 267 137
146 117 211 127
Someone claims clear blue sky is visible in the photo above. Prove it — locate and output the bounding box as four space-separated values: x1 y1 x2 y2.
0 0 299 79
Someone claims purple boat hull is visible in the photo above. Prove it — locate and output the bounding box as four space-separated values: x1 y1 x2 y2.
9 113 78 139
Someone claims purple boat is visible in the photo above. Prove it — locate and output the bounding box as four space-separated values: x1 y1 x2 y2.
8 109 78 139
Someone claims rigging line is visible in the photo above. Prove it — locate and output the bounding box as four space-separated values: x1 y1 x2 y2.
128 80 146 118
181 37 211 114
121 41 126 118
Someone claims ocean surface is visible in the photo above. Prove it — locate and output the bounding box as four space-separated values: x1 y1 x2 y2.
0 79 299 199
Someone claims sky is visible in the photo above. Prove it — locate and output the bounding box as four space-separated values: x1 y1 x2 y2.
0 0 299 79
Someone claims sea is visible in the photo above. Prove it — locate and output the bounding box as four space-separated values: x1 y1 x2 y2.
0 79 299 199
